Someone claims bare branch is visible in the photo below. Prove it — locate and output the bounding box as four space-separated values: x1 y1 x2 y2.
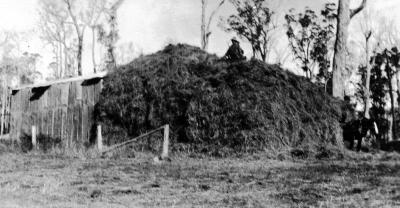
206 0 225 33
350 0 367 19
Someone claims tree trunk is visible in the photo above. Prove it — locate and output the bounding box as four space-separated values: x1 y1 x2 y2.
397 67 400 109
332 0 366 99
59 42 63 78
364 34 372 119
92 27 97 73
387 66 397 140
332 0 350 99
77 35 83 76
201 0 207 50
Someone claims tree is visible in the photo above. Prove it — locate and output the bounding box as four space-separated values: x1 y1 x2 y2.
84 0 107 73
358 15 373 118
62 0 87 76
0 31 42 86
201 0 225 50
374 17 400 111
38 0 75 78
332 0 367 99
38 0 108 77
285 3 336 81
372 48 399 140
224 0 277 62
97 0 125 70
369 53 389 144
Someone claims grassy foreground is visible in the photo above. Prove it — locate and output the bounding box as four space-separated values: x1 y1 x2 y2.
0 152 399 208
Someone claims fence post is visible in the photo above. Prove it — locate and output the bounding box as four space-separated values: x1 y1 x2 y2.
97 125 103 151
32 126 37 150
161 124 170 159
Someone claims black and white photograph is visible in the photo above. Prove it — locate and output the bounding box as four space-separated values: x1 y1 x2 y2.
0 0 399 207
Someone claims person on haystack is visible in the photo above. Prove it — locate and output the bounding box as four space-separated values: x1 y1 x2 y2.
223 37 246 62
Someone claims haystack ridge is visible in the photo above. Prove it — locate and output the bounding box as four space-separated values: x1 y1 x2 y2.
96 44 345 154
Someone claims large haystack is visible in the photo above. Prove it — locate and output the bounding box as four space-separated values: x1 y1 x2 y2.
96 44 346 154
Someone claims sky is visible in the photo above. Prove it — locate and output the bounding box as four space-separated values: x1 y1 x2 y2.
0 0 399 79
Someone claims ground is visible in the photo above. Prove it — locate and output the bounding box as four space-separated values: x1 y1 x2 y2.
0 151 400 208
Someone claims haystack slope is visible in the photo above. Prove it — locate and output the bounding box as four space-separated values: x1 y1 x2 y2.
96 44 345 154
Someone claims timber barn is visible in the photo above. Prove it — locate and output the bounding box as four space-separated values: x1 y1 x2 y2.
9 72 107 149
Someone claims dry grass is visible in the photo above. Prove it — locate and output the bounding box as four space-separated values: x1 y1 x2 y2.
0 151 399 208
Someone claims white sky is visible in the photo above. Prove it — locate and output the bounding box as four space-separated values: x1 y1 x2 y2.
0 0 399 78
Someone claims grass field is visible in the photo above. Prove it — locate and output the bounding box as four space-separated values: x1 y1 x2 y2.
0 151 399 208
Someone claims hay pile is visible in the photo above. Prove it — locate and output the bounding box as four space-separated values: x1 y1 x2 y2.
95 44 346 154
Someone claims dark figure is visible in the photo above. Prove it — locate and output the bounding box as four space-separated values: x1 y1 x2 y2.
343 116 379 151
223 38 246 62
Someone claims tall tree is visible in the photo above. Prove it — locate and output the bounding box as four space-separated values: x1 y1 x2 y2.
0 31 42 86
355 9 374 118
224 0 277 62
285 3 336 81
40 0 101 76
62 0 87 76
332 0 367 99
369 52 389 143
375 17 400 111
38 0 75 78
84 0 107 73
201 0 225 50
372 48 398 140
97 0 125 70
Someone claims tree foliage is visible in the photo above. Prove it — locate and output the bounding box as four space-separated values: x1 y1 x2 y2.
224 0 277 61
97 0 125 70
367 47 399 140
285 3 336 81
0 32 42 86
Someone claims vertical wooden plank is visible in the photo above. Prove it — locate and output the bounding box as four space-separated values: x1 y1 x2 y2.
22 89 28 112
55 85 62 108
76 81 82 101
42 86 48 110
81 104 89 145
68 82 76 106
40 111 45 137
61 107 69 148
66 106 74 149
94 81 101 104
87 105 94 144
61 84 69 107
51 109 55 137
46 110 51 137
72 105 78 148
82 85 88 105
42 111 48 136
48 86 53 109
53 109 60 141
77 104 82 148
87 84 95 106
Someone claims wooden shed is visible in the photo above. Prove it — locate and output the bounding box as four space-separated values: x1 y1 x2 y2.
9 72 107 149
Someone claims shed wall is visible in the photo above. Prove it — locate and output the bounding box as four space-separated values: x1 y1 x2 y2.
10 78 102 149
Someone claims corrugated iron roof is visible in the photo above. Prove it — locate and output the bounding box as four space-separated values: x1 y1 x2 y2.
12 71 108 91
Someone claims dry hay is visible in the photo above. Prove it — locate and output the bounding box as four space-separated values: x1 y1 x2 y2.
96 44 347 155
